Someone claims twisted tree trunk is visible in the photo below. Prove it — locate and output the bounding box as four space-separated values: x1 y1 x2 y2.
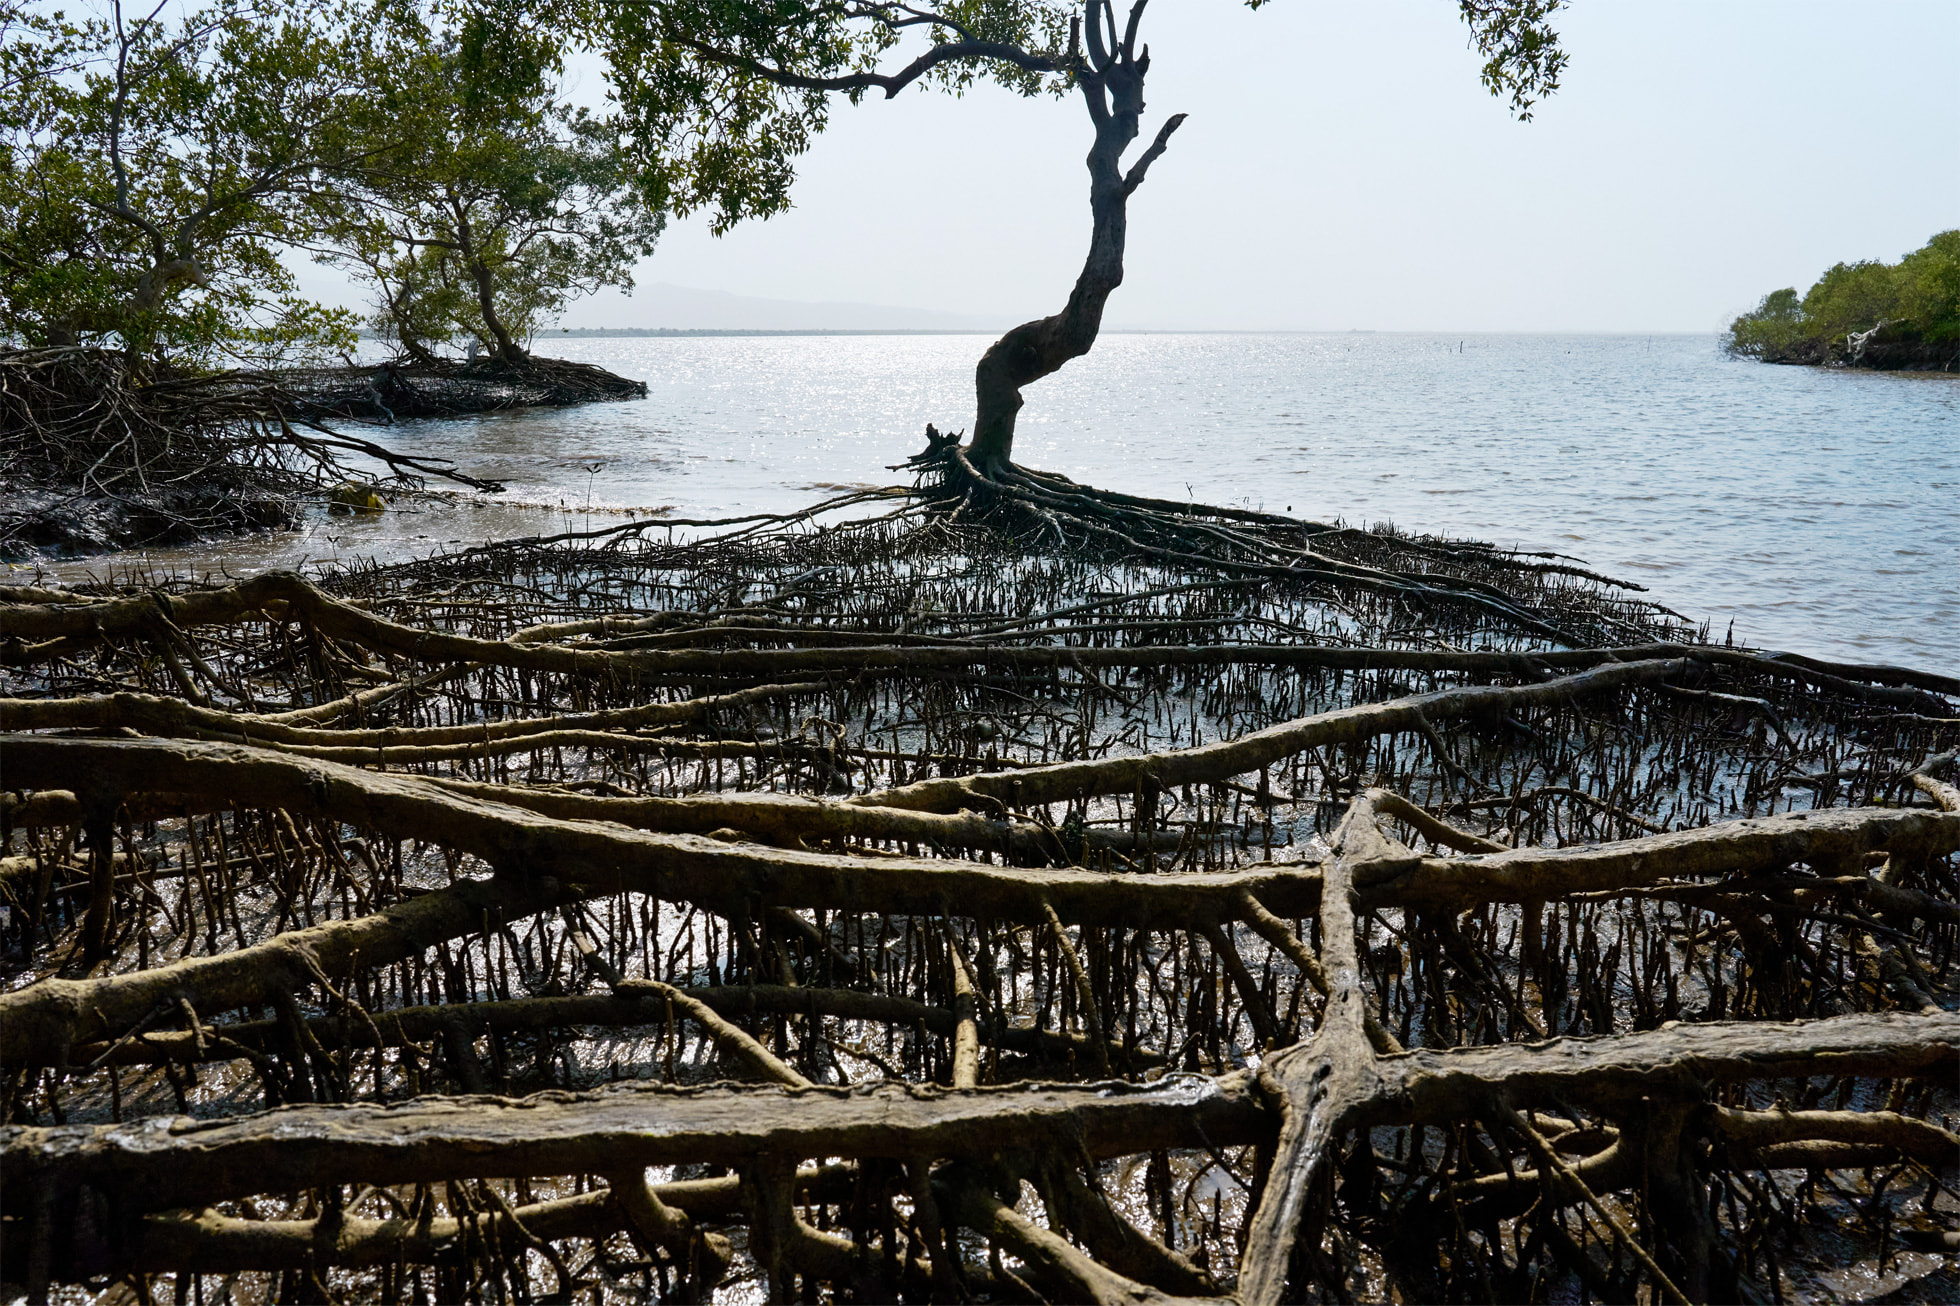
451 194 525 366
385 280 443 369
967 2 1183 471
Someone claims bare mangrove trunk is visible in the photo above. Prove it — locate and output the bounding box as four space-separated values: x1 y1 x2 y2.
385 281 443 369
469 256 525 367
967 1 1184 471
451 193 525 366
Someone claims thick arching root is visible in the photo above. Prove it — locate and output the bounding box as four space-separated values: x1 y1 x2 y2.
2 478 1955 1302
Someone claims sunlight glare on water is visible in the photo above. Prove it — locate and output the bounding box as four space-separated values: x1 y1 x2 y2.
54 333 1960 669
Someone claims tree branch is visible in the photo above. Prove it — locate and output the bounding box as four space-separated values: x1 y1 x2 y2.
665 32 1060 100
1120 111 1184 196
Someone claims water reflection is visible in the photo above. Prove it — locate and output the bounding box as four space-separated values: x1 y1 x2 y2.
21 332 1957 667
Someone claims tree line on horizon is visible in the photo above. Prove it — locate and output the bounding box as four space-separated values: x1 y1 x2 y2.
1725 230 1960 369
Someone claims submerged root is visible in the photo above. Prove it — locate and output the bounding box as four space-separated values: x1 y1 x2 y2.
1 459 1956 1302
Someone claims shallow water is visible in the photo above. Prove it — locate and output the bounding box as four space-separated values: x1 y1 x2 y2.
27 332 1959 668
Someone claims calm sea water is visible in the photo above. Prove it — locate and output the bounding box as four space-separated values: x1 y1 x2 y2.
38 333 1960 669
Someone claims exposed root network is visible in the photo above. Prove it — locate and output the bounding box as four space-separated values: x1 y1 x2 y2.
0 347 508 558
1 455 1956 1303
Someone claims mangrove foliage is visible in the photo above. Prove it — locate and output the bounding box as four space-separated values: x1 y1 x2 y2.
1726 230 1960 371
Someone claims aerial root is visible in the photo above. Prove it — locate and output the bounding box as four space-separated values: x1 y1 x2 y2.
2 478 1955 1300
6 730 1950 1067
0 346 501 556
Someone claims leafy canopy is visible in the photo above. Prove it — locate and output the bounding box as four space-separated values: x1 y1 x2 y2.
311 7 664 363
590 0 1073 234
2 0 662 368
3 0 1580 366
1726 231 1960 362
582 0 1567 236
1 0 381 365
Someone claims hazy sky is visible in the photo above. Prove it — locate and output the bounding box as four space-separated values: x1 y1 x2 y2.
303 0 1960 332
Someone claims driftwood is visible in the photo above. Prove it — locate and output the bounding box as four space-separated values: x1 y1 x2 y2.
1 453 1955 1303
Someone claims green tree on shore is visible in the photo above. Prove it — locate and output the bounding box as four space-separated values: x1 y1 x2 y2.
0 0 377 367
1727 231 1960 367
311 13 664 367
2 0 662 372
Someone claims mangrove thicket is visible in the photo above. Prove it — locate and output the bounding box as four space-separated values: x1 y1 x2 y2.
1725 229 1960 370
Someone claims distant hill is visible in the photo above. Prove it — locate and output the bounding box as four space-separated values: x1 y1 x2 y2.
565 282 1006 332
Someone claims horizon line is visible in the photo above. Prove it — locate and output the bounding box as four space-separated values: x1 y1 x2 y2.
513 327 1722 339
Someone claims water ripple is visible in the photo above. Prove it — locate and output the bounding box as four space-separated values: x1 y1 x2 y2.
65 333 1960 669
